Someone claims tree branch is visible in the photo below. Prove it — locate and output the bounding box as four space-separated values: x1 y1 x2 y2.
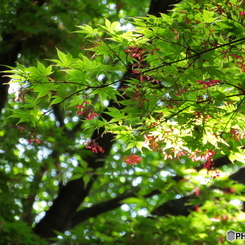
151 166 245 217
70 188 140 228
68 156 233 228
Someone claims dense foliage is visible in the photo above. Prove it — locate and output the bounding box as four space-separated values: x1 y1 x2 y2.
1 0 245 244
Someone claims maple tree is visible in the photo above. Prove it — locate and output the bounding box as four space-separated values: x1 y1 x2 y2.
2 0 245 244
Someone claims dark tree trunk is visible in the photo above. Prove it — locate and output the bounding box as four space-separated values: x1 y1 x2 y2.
0 0 48 116
148 0 181 16
0 33 23 117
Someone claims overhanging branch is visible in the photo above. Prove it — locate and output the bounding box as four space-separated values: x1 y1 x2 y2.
152 166 245 217
69 156 233 228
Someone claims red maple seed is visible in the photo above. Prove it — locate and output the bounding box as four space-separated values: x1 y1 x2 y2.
124 154 142 165
85 140 105 154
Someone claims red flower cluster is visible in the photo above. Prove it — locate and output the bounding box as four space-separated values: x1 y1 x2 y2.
76 101 89 115
75 101 98 120
144 135 161 151
17 126 42 144
194 188 200 196
87 112 98 120
196 80 220 88
212 169 220 179
189 150 215 162
222 53 245 72
222 187 235 194
234 55 245 72
131 89 149 107
230 128 240 141
125 46 146 62
189 150 215 171
175 89 186 96
124 154 142 165
28 139 41 144
85 140 105 154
